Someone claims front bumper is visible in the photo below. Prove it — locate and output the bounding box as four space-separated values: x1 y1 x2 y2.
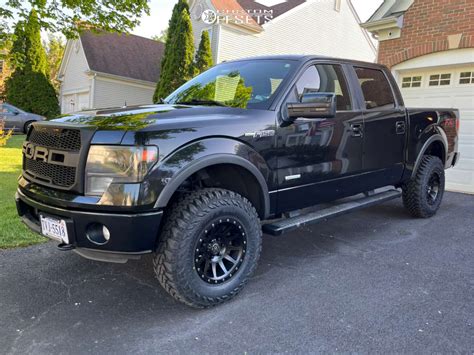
16 188 163 263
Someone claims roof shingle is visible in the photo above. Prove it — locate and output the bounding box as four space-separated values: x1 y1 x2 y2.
80 31 165 83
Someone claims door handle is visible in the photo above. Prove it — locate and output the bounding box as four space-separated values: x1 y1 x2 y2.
396 121 406 134
350 123 363 137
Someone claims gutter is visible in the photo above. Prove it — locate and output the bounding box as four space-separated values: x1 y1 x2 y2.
360 15 402 31
85 70 157 87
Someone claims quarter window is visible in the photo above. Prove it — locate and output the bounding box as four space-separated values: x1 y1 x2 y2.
401 76 422 88
355 67 395 110
459 72 474 84
429 74 451 86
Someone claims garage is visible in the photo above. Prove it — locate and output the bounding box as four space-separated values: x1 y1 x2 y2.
392 51 474 194
61 91 90 114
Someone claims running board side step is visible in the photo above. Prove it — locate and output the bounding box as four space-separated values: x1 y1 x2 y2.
262 189 401 236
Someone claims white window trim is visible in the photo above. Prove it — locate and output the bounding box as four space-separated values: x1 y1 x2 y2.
459 71 474 85
401 75 423 89
428 73 452 87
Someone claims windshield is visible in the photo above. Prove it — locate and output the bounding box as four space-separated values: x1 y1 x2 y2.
165 60 297 110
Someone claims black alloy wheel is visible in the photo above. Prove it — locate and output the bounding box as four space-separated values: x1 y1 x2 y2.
194 217 247 284
426 171 441 205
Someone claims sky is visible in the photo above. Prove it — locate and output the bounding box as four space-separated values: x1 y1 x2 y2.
132 0 384 39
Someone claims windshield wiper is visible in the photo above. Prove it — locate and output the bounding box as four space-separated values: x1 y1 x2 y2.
175 99 227 107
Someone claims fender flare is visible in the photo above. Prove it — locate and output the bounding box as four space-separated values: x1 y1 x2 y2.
411 134 447 178
154 153 271 219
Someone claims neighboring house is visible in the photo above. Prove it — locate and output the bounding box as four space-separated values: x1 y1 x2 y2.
58 31 164 114
362 0 474 194
188 0 376 64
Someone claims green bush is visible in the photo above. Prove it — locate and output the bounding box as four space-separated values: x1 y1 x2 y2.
194 30 213 75
6 71 59 118
5 10 59 118
154 0 194 101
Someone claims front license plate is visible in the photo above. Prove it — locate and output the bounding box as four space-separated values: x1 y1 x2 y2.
40 216 69 244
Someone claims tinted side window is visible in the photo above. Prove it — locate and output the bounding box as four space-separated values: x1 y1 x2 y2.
355 67 395 110
295 64 352 110
0 104 12 113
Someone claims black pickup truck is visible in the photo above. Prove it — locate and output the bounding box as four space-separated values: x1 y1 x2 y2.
16 55 460 307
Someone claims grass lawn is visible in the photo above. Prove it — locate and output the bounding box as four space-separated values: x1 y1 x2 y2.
0 135 44 248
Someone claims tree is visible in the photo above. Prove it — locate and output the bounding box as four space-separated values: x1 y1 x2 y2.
0 1 149 41
5 10 60 118
152 28 169 43
153 0 192 102
194 30 213 75
44 35 65 92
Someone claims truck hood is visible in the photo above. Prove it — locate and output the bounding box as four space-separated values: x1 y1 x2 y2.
51 104 252 131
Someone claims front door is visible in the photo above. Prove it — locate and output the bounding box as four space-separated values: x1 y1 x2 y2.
275 63 365 213
352 66 406 187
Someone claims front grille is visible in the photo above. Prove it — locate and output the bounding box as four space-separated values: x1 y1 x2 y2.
28 127 81 151
23 126 84 190
24 159 76 187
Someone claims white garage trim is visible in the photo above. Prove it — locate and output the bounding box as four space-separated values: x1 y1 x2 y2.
392 48 474 75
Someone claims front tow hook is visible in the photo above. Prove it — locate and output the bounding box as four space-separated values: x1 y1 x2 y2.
57 243 75 251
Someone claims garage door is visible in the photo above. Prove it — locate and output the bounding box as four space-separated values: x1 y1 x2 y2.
61 92 90 114
397 66 474 194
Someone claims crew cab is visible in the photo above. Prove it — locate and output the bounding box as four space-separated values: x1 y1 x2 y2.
16 55 460 307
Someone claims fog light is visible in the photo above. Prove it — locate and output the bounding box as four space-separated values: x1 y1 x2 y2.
86 223 111 245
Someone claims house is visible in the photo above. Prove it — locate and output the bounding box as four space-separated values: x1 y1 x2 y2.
58 31 164 114
362 0 474 194
188 0 377 64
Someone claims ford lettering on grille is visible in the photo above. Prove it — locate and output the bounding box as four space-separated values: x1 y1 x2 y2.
22 143 67 164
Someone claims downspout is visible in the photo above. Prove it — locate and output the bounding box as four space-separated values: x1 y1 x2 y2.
90 73 96 109
216 25 221 64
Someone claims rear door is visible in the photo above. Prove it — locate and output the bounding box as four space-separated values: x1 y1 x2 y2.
275 62 365 212
352 66 406 187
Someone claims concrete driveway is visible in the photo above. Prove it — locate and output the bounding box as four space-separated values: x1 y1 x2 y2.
1 192 473 354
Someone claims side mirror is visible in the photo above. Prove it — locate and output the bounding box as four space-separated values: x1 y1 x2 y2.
286 92 336 120
12 110 20 115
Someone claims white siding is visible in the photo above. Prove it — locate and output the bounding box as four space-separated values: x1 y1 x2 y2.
216 0 375 63
59 39 92 113
93 76 155 109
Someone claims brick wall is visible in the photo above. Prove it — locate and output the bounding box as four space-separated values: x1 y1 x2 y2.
378 0 474 68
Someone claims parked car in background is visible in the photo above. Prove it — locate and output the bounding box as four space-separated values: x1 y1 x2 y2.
0 103 46 133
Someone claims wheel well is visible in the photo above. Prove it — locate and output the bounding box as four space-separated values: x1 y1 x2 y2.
24 120 34 133
424 140 446 163
169 164 266 219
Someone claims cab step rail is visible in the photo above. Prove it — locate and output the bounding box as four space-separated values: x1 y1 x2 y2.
262 189 402 236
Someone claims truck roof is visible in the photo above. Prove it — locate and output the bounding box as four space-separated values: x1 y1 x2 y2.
223 55 384 68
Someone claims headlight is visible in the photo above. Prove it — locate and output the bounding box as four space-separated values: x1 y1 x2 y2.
85 145 158 196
